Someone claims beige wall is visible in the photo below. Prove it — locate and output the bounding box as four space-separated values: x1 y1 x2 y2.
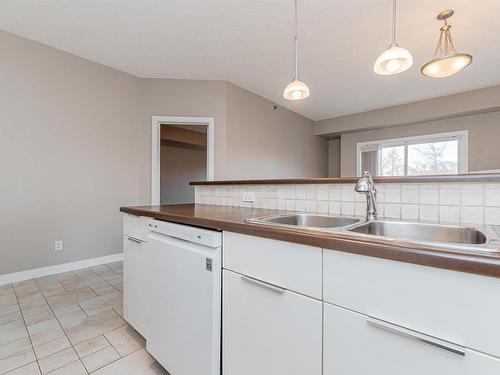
340 111 500 176
315 85 500 137
0 31 147 274
328 138 341 177
1 31 326 275
160 144 206 204
224 83 328 179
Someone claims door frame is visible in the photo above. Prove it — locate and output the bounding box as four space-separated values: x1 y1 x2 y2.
151 116 215 205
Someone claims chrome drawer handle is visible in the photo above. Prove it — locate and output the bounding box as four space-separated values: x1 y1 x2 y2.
126 236 144 244
240 275 285 294
367 318 466 356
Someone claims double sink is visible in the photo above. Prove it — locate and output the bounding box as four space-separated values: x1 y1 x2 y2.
247 213 496 253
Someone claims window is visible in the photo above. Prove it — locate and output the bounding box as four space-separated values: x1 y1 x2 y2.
357 131 468 177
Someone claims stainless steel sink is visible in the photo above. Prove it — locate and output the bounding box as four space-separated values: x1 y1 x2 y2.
347 221 487 245
247 213 359 230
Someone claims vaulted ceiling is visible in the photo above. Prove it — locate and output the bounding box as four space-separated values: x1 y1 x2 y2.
0 0 499 120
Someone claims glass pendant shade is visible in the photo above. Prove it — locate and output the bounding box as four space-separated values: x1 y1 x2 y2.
374 43 413 75
283 78 310 100
421 10 473 78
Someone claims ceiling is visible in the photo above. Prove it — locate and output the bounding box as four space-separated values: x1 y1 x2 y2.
0 0 499 121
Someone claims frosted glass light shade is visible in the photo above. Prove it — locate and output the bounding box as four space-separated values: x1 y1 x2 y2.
283 78 310 100
373 44 413 75
421 53 472 78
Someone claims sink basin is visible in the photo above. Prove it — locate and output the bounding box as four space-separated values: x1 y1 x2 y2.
247 213 359 230
347 221 487 245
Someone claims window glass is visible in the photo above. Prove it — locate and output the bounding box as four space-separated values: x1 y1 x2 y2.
379 146 405 176
407 140 458 175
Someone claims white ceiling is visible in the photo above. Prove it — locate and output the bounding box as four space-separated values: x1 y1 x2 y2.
0 0 499 120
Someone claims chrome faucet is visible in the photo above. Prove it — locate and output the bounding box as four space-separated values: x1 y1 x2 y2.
355 171 378 221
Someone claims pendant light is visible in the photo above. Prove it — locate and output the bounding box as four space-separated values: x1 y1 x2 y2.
283 0 310 100
421 10 472 78
373 0 413 75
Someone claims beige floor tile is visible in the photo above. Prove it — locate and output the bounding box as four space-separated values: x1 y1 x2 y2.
0 285 14 297
27 319 60 337
60 277 108 292
45 360 86 375
46 289 96 315
91 285 118 296
12 284 40 299
33 337 71 360
24 310 55 328
0 338 31 360
112 306 123 318
18 297 47 313
79 292 122 316
0 320 28 347
29 326 65 347
56 309 86 329
90 266 116 279
65 309 126 345
0 312 22 326
73 335 110 358
12 280 36 289
4 361 40 375
72 268 97 279
0 295 18 309
0 305 20 319
0 348 36 374
36 273 77 287
91 349 168 375
104 326 145 357
82 346 120 373
38 283 65 298
38 348 78 374
51 304 81 318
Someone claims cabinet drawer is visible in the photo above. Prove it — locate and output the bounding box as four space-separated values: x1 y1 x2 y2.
324 303 500 375
223 270 322 375
223 232 322 298
323 250 500 358
123 214 148 241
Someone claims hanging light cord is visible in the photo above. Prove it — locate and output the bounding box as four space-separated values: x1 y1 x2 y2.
391 0 397 45
294 0 299 79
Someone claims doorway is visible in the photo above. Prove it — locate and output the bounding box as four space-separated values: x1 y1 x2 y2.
151 116 214 205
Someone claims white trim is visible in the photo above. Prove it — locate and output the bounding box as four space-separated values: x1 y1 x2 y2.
151 116 215 205
0 253 123 286
356 130 469 176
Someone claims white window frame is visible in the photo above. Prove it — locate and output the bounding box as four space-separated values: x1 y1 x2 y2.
151 116 215 205
356 130 469 177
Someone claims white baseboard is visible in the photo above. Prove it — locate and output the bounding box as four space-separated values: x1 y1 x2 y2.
0 253 124 286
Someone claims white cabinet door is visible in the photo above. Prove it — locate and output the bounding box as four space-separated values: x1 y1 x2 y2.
323 303 500 375
222 270 322 375
123 235 147 338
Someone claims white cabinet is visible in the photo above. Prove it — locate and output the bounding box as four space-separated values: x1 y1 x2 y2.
323 303 500 375
222 269 322 375
123 214 148 338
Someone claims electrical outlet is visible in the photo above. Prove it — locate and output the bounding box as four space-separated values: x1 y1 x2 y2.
55 240 63 252
242 191 255 203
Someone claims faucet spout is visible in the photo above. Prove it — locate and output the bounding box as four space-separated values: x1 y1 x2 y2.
354 172 378 221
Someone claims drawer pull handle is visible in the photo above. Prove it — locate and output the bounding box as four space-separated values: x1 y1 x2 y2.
240 275 285 294
126 236 144 244
367 318 466 357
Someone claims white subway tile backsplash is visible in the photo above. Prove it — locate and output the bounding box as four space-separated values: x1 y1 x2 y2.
485 207 500 225
461 206 484 225
328 185 341 201
439 206 460 224
196 181 498 227
329 202 341 215
401 205 419 220
341 202 354 215
384 204 401 219
485 184 500 207
317 201 329 214
420 205 439 222
439 189 460 205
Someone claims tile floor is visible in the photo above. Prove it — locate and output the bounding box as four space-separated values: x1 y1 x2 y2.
0 262 168 374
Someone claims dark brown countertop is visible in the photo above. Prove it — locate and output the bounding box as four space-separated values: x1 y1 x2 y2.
120 204 500 278
190 173 500 185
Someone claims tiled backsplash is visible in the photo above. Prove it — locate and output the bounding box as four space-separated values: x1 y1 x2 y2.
195 182 500 226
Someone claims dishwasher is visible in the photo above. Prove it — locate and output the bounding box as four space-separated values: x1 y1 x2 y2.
146 219 222 375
